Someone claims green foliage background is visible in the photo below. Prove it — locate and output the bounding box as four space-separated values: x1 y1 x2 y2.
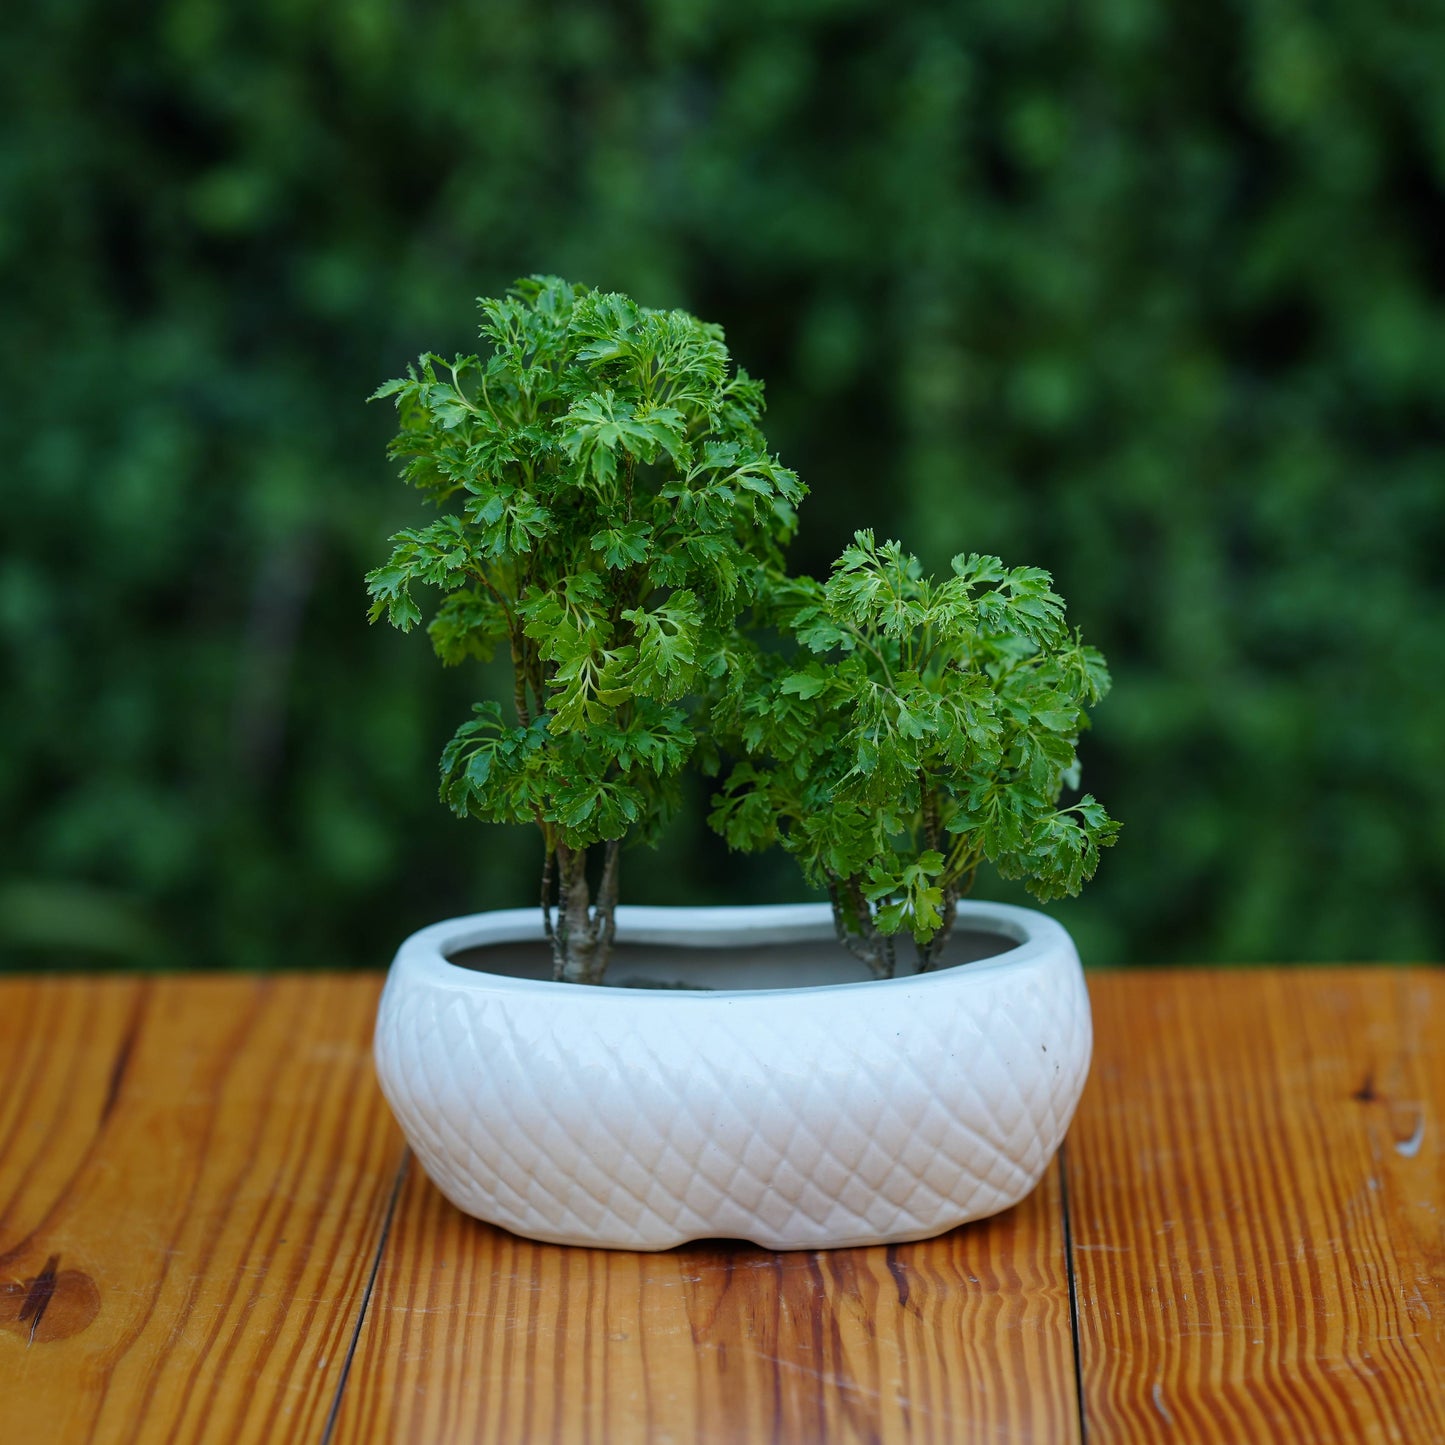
4 0 1443 970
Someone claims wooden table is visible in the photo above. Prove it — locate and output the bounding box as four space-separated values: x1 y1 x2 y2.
1 968 1440 1442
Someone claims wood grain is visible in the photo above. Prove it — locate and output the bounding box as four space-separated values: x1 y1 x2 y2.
1069 967 1445 1444
0 975 406 1443
7 966 1439 1442
330 1154 1079 1443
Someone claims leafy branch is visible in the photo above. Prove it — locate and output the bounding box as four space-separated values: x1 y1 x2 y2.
367 277 803 982
709 531 1119 976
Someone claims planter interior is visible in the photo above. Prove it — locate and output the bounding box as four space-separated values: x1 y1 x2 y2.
448 927 1019 991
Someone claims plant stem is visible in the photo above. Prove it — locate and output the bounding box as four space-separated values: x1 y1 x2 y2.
598 838 621 959
553 842 592 983
826 873 896 980
510 639 533 727
550 840 620 984
917 884 958 971
849 629 895 688
921 779 941 853
540 842 555 951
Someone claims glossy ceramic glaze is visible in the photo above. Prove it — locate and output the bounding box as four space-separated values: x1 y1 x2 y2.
373 901 1091 1250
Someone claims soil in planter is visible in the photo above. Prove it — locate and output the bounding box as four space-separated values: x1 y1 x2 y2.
445 930 1017 991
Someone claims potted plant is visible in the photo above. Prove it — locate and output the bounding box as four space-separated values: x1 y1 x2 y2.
369 278 1118 1251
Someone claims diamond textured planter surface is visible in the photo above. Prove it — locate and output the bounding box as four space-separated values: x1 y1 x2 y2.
373 901 1091 1250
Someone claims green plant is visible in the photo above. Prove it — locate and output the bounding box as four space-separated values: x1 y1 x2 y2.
11 1 1445 978
367 276 802 983
710 531 1119 977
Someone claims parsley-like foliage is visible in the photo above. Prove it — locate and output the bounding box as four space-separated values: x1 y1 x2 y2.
709 532 1120 977
369 280 1118 986
367 277 803 982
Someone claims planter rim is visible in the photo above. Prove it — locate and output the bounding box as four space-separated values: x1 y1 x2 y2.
394 898 1069 1001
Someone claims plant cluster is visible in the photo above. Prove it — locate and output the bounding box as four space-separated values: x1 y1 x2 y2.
371 279 1116 983
367 277 802 981
709 533 1118 977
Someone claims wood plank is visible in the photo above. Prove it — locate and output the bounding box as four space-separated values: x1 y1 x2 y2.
1070 967 1445 1444
0 975 406 1443
331 1153 1079 1443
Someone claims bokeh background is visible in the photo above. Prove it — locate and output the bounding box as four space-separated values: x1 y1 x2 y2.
5 0 1443 972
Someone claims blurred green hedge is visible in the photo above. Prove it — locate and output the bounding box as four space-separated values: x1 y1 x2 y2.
4 0 1443 970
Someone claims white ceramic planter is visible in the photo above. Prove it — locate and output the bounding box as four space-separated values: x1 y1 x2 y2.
374 901 1091 1251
